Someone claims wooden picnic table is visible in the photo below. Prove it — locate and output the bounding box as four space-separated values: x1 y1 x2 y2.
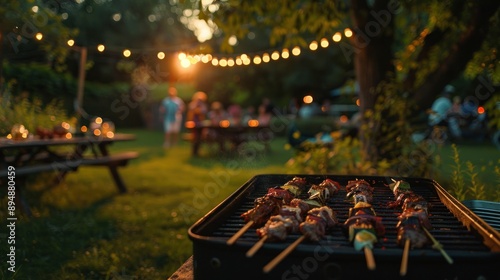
0 133 138 216
186 122 272 155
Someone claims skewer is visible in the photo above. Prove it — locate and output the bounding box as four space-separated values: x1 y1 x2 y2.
364 246 376 270
246 235 268 257
227 221 254 245
345 180 382 271
400 238 411 276
422 227 453 264
263 235 306 273
389 179 453 267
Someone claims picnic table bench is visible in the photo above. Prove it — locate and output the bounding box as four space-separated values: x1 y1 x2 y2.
0 133 138 216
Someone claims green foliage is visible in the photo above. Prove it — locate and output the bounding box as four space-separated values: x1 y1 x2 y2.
0 95 71 136
362 80 438 177
465 161 486 200
202 0 345 52
495 166 500 201
1 0 78 68
448 144 498 201
450 144 500 201
287 137 391 175
450 144 467 200
288 79 440 177
484 93 500 130
3 63 77 103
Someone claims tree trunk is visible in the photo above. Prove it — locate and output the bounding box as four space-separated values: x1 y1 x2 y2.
349 0 395 163
0 32 4 96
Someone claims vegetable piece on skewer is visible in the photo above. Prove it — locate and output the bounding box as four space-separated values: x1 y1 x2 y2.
307 178 341 205
344 208 385 270
346 179 374 204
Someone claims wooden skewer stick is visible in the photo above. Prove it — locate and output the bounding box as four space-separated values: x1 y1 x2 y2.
246 235 268 258
422 227 453 264
364 246 376 270
400 239 411 276
227 221 254 245
263 235 306 273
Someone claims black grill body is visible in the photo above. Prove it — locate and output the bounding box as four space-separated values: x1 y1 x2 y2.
188 175 500 280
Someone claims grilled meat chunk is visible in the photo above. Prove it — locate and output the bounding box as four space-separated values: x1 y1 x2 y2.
299 206 337 242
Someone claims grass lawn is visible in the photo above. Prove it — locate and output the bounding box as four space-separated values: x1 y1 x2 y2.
0 128 498 279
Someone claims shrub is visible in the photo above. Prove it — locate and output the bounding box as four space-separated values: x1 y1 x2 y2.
287 80 439 178
0 94 71 136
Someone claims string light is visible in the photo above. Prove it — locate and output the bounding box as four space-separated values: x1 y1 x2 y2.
332 32 342 42
123 49 131 57
271 51 280 60
64 28 354 67
253 55 262 64
320 38 329 48
262 53 270 62
281 49 289 59
309 41 318 51
344 28 353 38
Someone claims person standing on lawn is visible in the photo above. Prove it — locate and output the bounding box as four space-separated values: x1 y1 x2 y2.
160 87 185 148
186 91 208 156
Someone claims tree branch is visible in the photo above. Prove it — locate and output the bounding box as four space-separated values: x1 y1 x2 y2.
412 1 500 110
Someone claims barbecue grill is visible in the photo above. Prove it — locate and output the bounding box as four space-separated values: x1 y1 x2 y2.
188 175 500 280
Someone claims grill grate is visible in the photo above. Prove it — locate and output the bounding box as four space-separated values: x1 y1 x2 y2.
211 176 488 251
189 175 500 280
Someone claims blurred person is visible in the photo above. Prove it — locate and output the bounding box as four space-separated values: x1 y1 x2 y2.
257 104 272 126
447 95 465 139
242 105 257 125
159 87 185 148
288 97 299 116
450 96 464 115
207 101 228 151
207 101 228 125
428 85 454 127
186 91 208 156
298 102 320 119
227 104 243 126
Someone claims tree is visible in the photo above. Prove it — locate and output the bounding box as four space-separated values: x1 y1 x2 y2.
181 0 500 164
0 0 78 94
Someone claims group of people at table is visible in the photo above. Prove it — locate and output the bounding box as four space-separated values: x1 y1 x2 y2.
160 88 273 156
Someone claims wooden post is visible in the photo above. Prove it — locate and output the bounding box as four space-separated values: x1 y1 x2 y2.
76 46 87 124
